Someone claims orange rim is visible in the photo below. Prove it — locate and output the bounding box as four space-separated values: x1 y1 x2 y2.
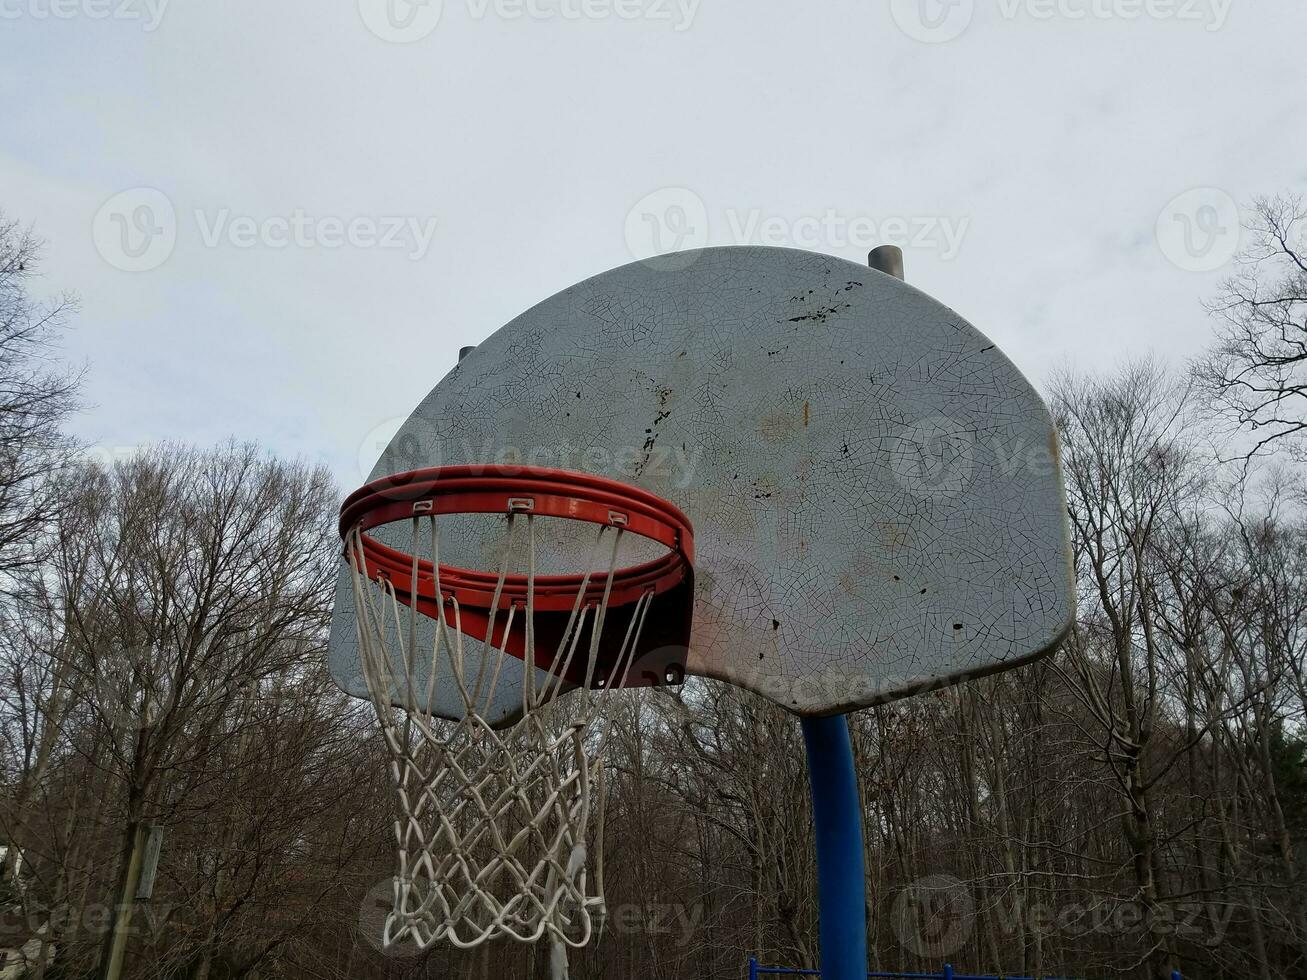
340 464 695 613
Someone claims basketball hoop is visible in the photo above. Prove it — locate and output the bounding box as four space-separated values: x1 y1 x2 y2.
341 465 694 961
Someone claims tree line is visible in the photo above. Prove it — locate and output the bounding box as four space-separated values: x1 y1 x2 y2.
1 196 1305 979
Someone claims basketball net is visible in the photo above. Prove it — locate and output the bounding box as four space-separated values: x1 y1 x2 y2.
345 512 653 975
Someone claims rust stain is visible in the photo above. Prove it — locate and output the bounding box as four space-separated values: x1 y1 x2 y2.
758 409 799 442
803 401 810 427
840 551 881 597
877 522 911 555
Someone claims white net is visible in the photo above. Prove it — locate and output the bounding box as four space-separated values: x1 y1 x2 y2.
346 512 652 964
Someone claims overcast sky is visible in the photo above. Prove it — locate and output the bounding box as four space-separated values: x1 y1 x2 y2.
2 0 1304 489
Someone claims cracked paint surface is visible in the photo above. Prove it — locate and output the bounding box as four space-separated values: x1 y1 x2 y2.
328 246 1074 723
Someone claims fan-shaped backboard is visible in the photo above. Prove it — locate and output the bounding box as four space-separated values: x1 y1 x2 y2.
328 246 1073 724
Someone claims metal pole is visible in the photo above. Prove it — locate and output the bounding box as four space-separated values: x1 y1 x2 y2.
801 714 868 980
102 822 146 980
748 956 759 980
867 245 904 280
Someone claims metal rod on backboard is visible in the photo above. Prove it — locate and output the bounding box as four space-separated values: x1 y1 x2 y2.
802 714 868 980
101 822 147 980
868 245 904 280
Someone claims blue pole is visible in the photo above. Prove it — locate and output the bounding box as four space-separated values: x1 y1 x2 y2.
801 713 868 980
748 957 759 980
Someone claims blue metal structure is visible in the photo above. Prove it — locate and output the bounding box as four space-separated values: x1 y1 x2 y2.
800 714 869 980
747 957 1090 980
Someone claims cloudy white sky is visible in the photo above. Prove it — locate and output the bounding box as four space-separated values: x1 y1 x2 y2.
2 0 1304 489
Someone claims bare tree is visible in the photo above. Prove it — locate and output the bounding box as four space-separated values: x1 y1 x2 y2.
9 199 1307 980
1050 359 1201 980
37 444 340 979
0 213 80 590
1197 194 1307 461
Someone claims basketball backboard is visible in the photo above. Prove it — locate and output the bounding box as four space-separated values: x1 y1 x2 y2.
328 246 1073 725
